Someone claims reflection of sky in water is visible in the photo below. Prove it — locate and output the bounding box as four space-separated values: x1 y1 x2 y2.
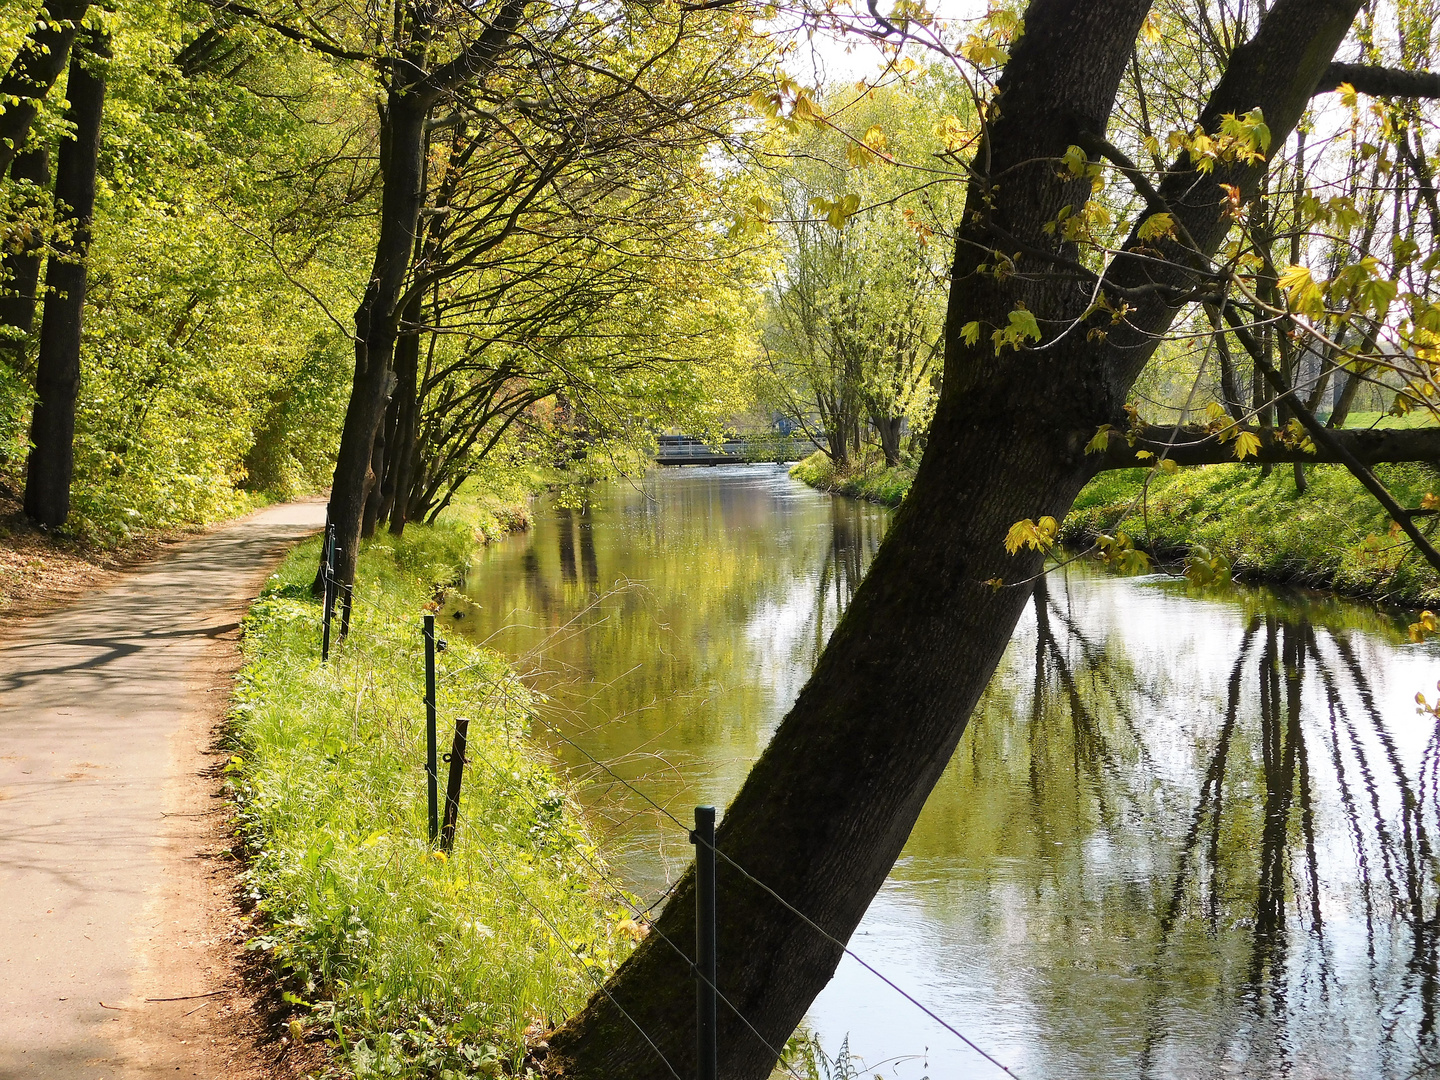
456 465 1440 1079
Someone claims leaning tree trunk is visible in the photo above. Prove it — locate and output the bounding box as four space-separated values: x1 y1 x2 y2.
545 2 1361 1078
1327 363 1368 428
0 0 89 178
318 0 530 591
23 26 105 528
321 94 427 589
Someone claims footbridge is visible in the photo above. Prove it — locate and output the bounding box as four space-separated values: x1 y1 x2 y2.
654 434 819 466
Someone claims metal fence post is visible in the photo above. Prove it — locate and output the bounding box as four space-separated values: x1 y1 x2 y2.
692 805 717 1080
439 716 470 852
423 614 438 842
321 531 337 663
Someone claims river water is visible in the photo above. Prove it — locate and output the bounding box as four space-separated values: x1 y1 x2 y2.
455 464 1440 1079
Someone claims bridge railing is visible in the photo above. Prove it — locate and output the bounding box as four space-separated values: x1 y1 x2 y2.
653 435 819 465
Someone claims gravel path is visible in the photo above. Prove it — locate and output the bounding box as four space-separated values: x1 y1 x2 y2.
0 501 325 1079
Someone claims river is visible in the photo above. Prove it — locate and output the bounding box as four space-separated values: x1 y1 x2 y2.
455 463 1440 1079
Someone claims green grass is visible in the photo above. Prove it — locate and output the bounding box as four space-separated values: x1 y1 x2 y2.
789 450 1440 605
1065 462 1440 604
230 516 636 1078
1337 409 1440 430
789 451 914 507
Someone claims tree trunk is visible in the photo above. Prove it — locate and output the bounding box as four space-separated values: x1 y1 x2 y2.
321 95 428 587
385 297 422 536
546 2 1361 1077
360 414 386 538
0 1 89 178
317 0 530 588
1328 364 1367 428
871 411 903 467
23 26 104 528
375 385 401 526
0 145 50 370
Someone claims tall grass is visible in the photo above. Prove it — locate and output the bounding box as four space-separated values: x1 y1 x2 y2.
1064 462 1440 604
230 521 636 1077
789 451 913 507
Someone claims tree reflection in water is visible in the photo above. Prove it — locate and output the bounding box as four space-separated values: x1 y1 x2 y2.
457 469 1440 1077
995 575 1440 1077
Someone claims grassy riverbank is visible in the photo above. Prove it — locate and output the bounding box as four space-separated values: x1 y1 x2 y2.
790 451 1440 606
789 452 915 505
228 500 635 1076
1065 462 1440 604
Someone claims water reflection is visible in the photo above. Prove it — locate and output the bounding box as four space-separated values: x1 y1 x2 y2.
454 466 1440 1079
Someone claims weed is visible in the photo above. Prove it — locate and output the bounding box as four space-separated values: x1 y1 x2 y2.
230 520 635 1076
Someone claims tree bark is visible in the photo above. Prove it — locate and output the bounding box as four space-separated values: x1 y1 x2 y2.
360 411 387 538
0 145 50 369
320 0 530 591
385 307 421 536
322 93 427 588
1318 62 1440 99
23 25 104 528
375 381 402 527
1327 364 1368 428
871 411 902 467
0 1 89 178
546 2 1363 1078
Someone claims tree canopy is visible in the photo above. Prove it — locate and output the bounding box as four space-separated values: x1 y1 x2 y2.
7 0 1440 1076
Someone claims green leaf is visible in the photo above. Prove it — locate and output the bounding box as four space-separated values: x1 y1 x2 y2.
991 306 1042 353
1084 424 1114 454
1233 430 1262 460
1136 212 1175 242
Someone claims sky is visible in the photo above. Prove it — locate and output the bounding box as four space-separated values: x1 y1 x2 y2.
776 0 992 88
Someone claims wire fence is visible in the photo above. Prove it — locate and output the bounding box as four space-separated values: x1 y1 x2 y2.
312 538 1022 1080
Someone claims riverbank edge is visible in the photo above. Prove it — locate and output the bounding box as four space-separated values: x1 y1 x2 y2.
224 492 637 1078
789 451 914 506
789 451 1440 608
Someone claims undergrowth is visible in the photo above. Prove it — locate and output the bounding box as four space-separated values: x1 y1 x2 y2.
1064 462 1440 605
229 518 637 1078
789 451 913 507
790 451 1440 605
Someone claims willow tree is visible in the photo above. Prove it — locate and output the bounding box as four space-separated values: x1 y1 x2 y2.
762 73 958 468
548 1 1440 1077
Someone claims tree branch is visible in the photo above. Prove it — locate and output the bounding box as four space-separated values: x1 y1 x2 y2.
421 0 531 98
1317 62 1440 98
1216 302 1440 573
1095 422 1440 470
195 0 372 61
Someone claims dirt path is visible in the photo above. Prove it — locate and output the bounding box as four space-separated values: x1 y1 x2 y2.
0 500 326 1079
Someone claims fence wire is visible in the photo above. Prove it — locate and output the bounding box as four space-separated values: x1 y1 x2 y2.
312 549 1022 1080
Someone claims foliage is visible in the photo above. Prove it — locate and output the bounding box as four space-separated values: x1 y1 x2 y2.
230 517 636 1076
1065 462 1440 604
789 449 913 506
773 1032 867 1080
381 6 771 523
756 70 962 467
0 7 367 541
